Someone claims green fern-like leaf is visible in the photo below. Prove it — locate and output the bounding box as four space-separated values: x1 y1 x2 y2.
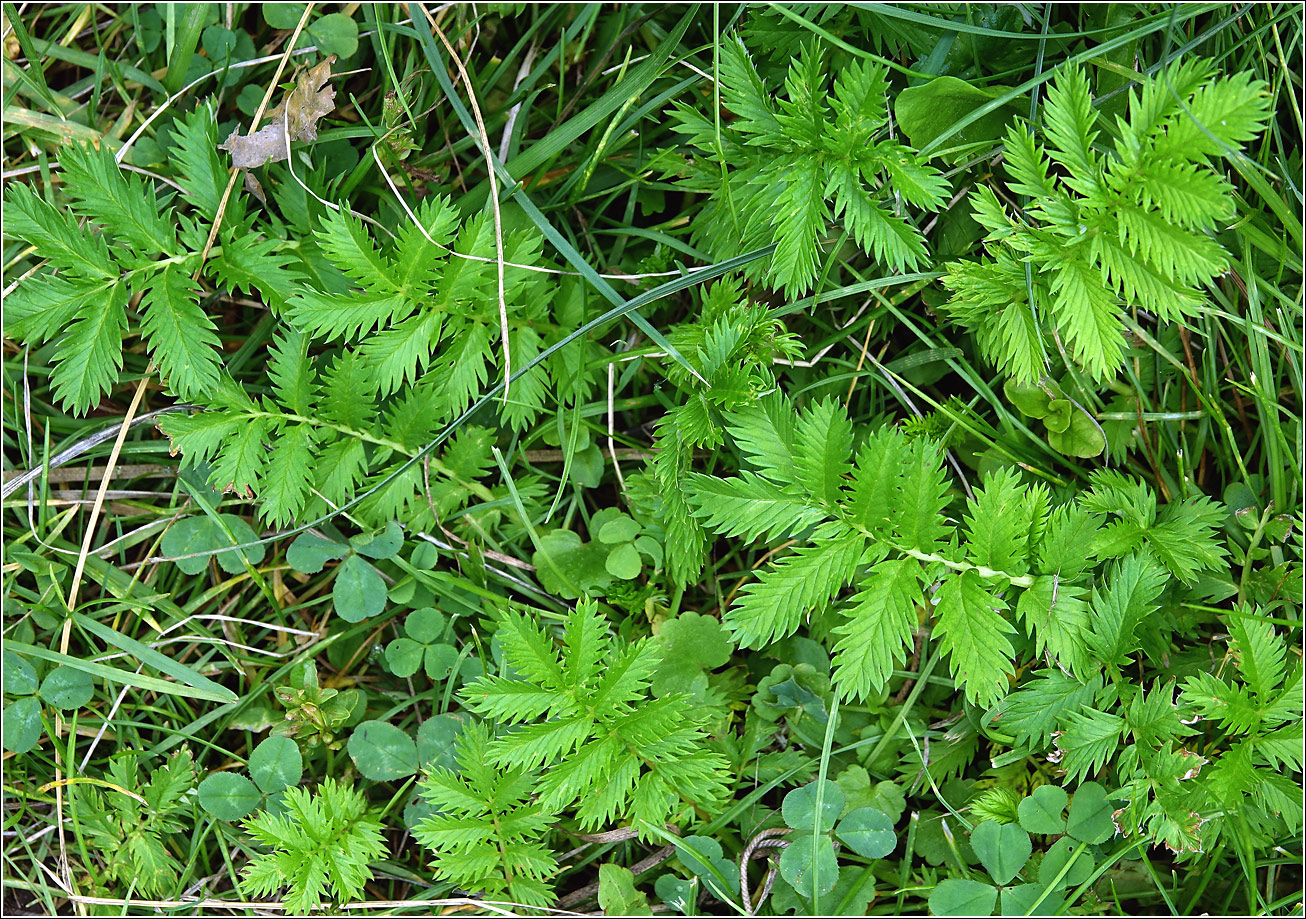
685 471 826 543
1084 550 1167 671
792 396 855 509
266 328 317 416
770 158 828 294
414 721 559 908
718 37 783 142
209 415 272 499
728 523 868 648
933 570 1016 708
59 142 177 256
844 426 908 536
987 670 1103 752
169 104 227 220
1052 707 1126 783
156 194 570 530
672 34 946 296
1229 612 1288 705
1181 605 1303 738
943 61 1272 383
241 778 387 913
647 285 800 588
1082 471 1228 583
963 468 1037 576
208 225 304 311
890 437 952 553
1042 66 1102 197
50 282 129 413
66 750 196 898
462 600 730 834
4 181 115 279
1016 576 1092 679
831 558 921 699
139 264 221 400
4 273 115 351
260 424 317 527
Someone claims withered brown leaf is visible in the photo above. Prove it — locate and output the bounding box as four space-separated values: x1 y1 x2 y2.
219 55 337 169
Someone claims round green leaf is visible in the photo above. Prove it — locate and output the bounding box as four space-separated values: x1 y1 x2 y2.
410 541 439 569
38 666 94 710
248 736 303 795
604 542 643 580
1039 837 1095 890
571 443 604 488
825 864 876 916
386 638 425 678
262 787 290 818
915 811 976 867
333 555 386 622
288 659 319 691
228 701 277 733
236 82 266 117
864 780 907 824
3 696 43 753
160 516 216 575
198 772 261 821
1003 378 1053 419
403 786 437 829
1017 785 1069 835
423 643 460 680
598 863 652 916
778 833 839 900
970 820 1031 886
286 531 348 574
387 577 418 607
1235 505 1260 530
782 779 845 833
352 521 402 560
3 651 39 695
125 135 165 168
1223 482 1260 518
674 835 740 896
1265 514 1294 543
308 12 359 58
333 688 368 729
201 24 238 63
655 874 696 914
928 878 998 916
1066 781 1115 844
134 7 162 54
347 720 418 780
895 75 1024 161
597 514 641 544
836 807 896 858
214 514 267 574
633 534 663 569
651 612 732 696
1047 406 1107 458
451 661 480 690
531 529 611 599
1043 399 1072 433
416 713 466 770
405 607 446 643
1000 883 1063 916
264 3 307 29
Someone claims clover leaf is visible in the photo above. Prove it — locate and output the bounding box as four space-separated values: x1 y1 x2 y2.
385 608 459 680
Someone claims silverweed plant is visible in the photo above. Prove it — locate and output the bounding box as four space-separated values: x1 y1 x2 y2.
2 4 1299 917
